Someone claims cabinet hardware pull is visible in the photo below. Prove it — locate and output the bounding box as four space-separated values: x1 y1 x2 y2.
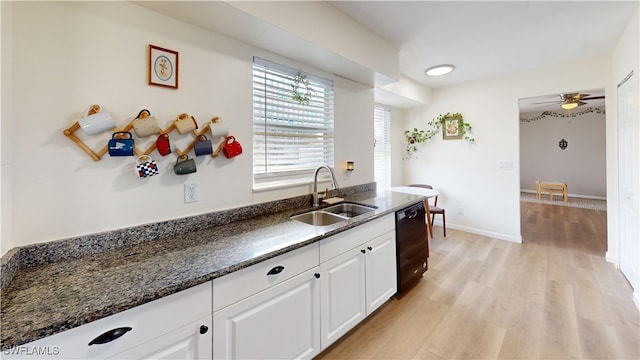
360 249 366 254
200 325 209 334
88 327 132 346
367 246 373 251
267 266 285 275
314 273 320 279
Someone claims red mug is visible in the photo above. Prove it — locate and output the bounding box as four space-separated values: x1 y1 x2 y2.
223 136 243 159
156 133 172 156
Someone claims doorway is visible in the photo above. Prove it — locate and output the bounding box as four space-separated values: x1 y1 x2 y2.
518 89 608 251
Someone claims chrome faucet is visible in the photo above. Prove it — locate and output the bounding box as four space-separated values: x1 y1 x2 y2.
313 165 339 207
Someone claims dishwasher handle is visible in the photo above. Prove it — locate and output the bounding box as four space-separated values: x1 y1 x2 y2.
406 210 418 219
398 202 424 220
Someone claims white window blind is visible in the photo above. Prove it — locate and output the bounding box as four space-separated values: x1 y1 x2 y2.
374 105 391 190
253 57 335 188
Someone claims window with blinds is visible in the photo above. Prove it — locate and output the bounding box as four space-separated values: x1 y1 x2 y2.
374 105 391 190
253 57 335 189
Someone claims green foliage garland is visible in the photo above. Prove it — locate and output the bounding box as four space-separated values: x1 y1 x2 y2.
404 112 475 159
291 72 312 105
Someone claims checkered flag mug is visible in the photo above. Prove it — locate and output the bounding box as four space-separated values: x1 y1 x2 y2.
135 155 159 178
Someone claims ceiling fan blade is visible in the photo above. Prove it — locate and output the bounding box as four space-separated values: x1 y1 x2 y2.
561 93 579 100
531 100 561 105
581 96 605 100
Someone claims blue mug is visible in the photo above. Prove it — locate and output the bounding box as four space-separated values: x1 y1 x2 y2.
194 135 213 156
108 132 135 157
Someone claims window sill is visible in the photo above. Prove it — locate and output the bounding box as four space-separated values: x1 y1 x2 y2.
253 176 334 192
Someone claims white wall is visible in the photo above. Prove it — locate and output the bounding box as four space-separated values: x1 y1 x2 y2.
1 1 14 258
0 2 376 254
519 107 606 197
402 53 613 243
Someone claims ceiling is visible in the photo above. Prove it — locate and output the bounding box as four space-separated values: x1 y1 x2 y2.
135 1 636 112
331 1 637 110
331 1 636 89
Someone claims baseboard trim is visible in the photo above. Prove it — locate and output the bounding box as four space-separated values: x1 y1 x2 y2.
436 222 522 243
521 189 606 201
604 252 638 312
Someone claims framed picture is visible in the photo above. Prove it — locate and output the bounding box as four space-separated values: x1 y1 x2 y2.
442 114 464 140
148 45 178 89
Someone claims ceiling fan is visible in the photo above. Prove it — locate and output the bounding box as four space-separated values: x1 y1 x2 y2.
532 93 605 110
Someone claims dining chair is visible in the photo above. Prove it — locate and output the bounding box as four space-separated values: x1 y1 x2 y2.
408 184 446 237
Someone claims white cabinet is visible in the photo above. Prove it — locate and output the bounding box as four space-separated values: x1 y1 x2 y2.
213 268 321 360
364 230 397 314
319 245 366 348
110 316 212 360
2 282 212 360
318 214 397 350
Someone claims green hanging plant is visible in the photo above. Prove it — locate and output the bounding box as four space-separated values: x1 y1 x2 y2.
291 71 312 105
404 112 475 159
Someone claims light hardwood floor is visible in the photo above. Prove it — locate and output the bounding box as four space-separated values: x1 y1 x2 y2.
316 201 640 359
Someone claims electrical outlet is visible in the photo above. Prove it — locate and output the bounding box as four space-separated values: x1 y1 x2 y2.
184 183 199 203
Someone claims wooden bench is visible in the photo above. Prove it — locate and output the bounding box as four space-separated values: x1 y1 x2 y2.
536 180 568 202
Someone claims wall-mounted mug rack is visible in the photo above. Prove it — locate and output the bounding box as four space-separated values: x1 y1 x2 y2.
63 105 230 162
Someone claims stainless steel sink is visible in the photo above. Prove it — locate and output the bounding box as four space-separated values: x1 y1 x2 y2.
290 211 347 226
322 203 376 218
291 202 377 226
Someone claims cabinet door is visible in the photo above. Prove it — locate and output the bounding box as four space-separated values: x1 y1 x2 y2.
110 315 212 360
319 247 366 350
365 230 397 314
213 268 320 360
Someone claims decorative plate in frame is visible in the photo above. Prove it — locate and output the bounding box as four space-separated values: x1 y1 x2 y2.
442 114 464 140
148 45 178 89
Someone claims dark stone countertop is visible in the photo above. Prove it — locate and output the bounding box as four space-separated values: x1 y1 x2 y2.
0 189 424 348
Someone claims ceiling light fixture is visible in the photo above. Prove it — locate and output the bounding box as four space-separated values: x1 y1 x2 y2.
561 100 579 110
425 64 454 77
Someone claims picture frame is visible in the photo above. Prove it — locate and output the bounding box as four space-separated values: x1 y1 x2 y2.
442 114 464 140
148 45 178 89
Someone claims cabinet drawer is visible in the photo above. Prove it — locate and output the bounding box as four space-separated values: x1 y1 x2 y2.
213 243 319 311
320 214 394 263
3 282 212 360
109 315 212 359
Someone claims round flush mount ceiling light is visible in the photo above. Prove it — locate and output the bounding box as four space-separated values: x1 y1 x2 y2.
425 64 455 77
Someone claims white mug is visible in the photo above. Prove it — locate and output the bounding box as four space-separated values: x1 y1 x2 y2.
79 110 116 136
209 118 229 139
132 116 161 138
175 114 198 134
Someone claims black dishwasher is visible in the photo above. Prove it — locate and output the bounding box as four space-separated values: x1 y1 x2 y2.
395 201 428 293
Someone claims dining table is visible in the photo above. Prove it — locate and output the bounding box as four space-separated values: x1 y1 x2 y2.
390 186 440 239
